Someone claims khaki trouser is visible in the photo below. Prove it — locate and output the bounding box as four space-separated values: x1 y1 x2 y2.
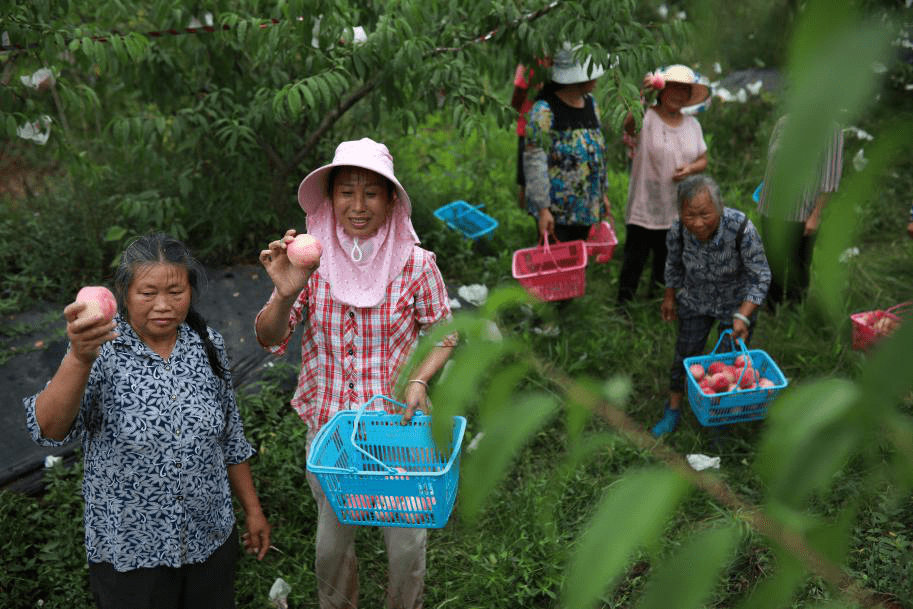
306 470 427 609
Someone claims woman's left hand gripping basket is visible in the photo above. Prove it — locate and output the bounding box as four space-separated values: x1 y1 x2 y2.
306 395 467 528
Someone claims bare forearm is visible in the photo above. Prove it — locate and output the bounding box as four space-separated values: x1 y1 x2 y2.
737 301 759 319
690 153 707 174
408 344 454 383
35 351 93 441
255 293 299 347
228 461 264 518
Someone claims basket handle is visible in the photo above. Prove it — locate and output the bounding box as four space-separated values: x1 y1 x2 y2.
538 233 564 268
350 395 420 474
709 328 751 359
455 203 484 218
710 329 754 386
885 300 913 319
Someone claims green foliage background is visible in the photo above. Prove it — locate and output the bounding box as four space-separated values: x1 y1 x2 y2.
2 0 913 608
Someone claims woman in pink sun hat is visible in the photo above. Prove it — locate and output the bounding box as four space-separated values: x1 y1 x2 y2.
254 138 455 609
617 64 711 307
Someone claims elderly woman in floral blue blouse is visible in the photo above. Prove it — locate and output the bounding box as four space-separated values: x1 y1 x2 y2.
652 175 771 437
23 234 270 609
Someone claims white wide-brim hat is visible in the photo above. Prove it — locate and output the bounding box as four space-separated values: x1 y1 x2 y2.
654 64 712 107
297 138 411 215
551 44 606 85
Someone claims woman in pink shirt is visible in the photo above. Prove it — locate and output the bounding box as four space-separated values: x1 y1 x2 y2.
254 138 454 609
617 65 710 306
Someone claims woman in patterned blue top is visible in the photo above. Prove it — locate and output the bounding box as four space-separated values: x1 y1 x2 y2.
651 175 771 437
24 234 271 609
523 43 610 246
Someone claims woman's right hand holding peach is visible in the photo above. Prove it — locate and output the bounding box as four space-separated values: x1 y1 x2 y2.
259 229 316 298
63 302 117 365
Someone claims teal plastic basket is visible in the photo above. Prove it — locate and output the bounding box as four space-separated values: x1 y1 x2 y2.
306 395 466 528
433 200 498 240
684 330 788 426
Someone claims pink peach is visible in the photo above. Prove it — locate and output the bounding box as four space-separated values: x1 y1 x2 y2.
286 233 323 267
75 286 117 323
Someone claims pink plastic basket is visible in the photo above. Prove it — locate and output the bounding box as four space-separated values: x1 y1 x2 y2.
586 221 618 263
512 238 588 301
850 301 912 351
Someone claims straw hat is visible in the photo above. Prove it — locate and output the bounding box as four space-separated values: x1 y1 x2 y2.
652 65 711 107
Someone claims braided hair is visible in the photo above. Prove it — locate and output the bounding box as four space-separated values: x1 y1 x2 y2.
113 233 229 381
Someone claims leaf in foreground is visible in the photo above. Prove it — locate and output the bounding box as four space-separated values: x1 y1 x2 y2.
563 467 691 609
636 523 740 609
458 393 557 522
757 378 861 507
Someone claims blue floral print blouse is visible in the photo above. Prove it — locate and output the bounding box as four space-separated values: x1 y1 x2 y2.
523 91 608 226
23 317 255 572
665 207 771 318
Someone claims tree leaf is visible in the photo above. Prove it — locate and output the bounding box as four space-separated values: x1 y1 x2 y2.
757 379 861 507
563 467 691 609
637 524 740 609
287 86 301 117
458 392 558 523
103 225 127 242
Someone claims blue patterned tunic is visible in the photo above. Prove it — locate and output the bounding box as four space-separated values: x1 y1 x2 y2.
665 208 771 318
523 91 607 226
23 317 255 572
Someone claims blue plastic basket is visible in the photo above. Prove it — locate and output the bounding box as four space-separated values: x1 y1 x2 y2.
433 200 498 240
306 395 467 528
684 330 788 426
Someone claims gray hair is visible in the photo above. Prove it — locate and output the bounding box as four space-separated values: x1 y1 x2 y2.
113 233 228 380
677 174 724 214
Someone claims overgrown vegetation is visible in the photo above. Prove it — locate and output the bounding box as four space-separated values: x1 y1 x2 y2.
2 1 913 608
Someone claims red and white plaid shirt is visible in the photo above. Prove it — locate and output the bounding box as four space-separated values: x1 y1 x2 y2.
257 246 453 436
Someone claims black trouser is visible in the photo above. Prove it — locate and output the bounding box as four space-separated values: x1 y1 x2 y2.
760 216 814 306
89 529 238 609
617 224 669 304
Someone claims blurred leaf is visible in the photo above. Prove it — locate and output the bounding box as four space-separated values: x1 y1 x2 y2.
858 313 913 419
758 379 861 506
458 392 558 522
813 124 910 324
767 18 893 323
735 547 807 609
538 431 620 537
563 467 691 609
738 502 855 609
885 412 913 492
103 225 127 242
787 0 857 76
637 524 740 609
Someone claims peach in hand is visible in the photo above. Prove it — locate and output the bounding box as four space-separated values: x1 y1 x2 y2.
286 233 323 267
75 286 117 323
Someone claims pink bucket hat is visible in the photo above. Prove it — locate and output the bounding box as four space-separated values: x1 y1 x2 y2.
297 138 412 216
